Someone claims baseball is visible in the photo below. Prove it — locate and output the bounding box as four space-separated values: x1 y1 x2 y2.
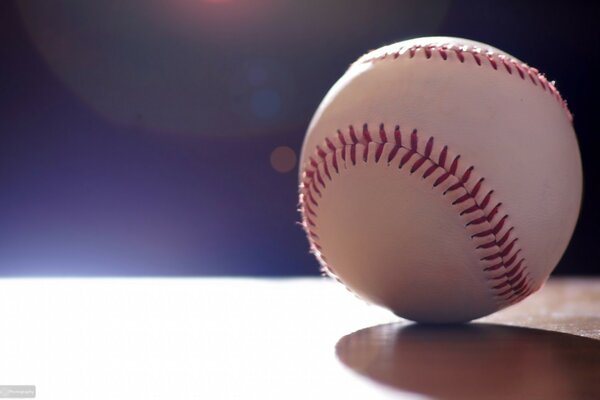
299 37 582 323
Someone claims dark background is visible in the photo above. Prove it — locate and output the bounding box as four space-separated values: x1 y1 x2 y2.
1 0 598 276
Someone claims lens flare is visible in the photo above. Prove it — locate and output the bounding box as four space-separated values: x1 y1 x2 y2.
270 146 296 173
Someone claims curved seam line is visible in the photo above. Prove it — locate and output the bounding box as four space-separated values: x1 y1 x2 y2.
355 42 572 122
299 124 536 307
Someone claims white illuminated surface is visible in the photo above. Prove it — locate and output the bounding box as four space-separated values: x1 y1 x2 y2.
0 278 417 399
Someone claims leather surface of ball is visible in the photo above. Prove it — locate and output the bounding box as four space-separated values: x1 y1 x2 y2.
298 37 582 323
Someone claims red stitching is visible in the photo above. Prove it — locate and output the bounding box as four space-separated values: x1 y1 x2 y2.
299 124 535 306
358 42 572 122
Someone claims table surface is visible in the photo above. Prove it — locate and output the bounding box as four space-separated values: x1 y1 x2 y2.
0 277 598 399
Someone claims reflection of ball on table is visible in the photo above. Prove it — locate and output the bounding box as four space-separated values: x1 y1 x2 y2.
299 37 582 323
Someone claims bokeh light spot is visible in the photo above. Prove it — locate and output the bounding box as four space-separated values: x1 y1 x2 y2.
270 146 297 173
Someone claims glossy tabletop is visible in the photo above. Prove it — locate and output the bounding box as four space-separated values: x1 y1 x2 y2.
0 277 598 399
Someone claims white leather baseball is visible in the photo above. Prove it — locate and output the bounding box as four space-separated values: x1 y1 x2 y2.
299 37 582 323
